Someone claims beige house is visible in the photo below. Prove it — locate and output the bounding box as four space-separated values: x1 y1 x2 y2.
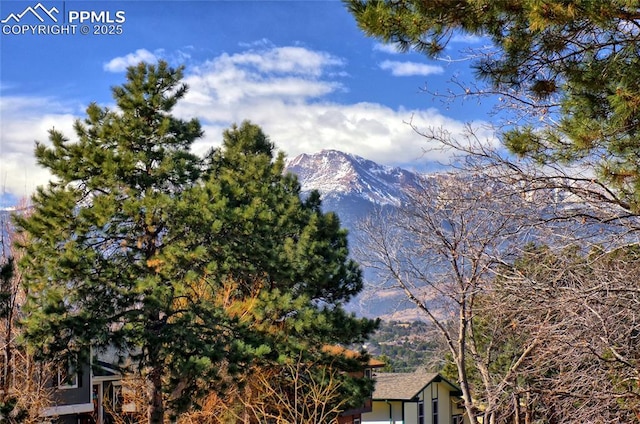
361 370 468 424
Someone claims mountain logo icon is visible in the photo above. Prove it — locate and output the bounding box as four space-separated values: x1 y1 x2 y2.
1 3 59 24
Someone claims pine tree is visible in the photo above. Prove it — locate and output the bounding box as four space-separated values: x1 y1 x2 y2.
16 62 376 423
166 120 377 417
16 61 203 423
345 0 640 210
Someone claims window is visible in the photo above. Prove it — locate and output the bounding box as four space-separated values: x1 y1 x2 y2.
58 357 78 389
353 419 361 424
418 399 425 424
364 368 372 379
452 415 464 424
432 398 439 424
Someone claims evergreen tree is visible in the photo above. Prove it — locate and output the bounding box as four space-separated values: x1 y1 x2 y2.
16 62 376 423
346 0 640 210
170 120 378 417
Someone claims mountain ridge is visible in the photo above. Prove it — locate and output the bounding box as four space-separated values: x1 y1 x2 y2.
286 149 423 207
285 149 425 319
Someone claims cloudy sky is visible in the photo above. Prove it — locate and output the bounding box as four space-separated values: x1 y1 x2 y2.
0 0 495 207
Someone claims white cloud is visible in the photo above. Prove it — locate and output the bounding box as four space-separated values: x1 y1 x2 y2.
103 49 159 72
175 46 493 167
182 46 345 106
373 42 404 54
379 60 444 77
230 47 344 76
220 100 486 167
1 44 494 201
0 96 78 199
238 38 272 49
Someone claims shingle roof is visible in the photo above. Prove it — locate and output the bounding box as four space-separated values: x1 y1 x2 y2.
372 370 441 400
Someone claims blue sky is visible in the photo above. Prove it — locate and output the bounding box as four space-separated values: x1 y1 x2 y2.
0 0 495 207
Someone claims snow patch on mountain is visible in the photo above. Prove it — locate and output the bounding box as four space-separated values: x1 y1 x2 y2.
286 149 421 206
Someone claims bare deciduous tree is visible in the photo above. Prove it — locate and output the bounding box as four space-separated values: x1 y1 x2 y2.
173 358 352 424
239 357 351 424
411 122 640 239
0 205 54 422
357 172 545 424
358 156 640 422
492 245 640 423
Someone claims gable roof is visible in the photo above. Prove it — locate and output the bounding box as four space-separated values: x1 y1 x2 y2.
372 370 461 401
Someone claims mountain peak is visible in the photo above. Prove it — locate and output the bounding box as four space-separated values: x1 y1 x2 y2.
286 150 421 206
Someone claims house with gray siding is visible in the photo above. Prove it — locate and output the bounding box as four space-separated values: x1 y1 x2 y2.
41 350 125 424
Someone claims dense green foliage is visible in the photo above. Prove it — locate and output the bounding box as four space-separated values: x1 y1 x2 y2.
15 61 376 423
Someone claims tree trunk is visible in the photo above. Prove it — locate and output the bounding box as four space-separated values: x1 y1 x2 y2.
147 364 164 424
481 410 497 424
0 334 11 401
456 346 479 423
456 307 480 424
525 392 531 424
513 393 521 424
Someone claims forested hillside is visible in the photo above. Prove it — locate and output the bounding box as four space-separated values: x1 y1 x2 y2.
365 321 440 373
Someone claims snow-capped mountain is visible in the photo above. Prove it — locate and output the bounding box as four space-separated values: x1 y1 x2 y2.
286 150 425 319
285 149 425 241
286 149 420 207
286 149 633 320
